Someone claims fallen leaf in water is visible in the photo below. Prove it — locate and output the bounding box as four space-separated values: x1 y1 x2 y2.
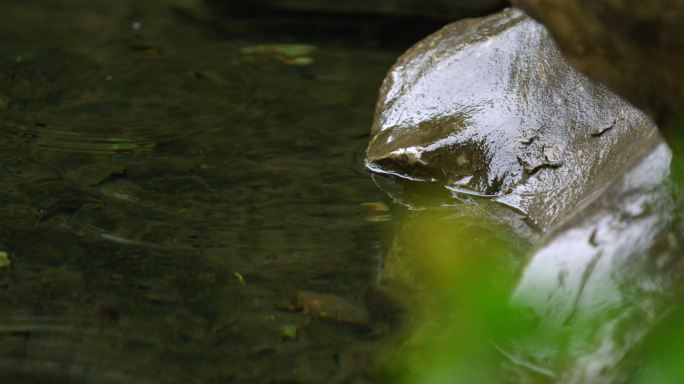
280 323 298 341
361 201 392 222
0 251 9 270
361 202 389 212
277 303 304 313
296 290 370 328
240 44 316 66
233 271 245 285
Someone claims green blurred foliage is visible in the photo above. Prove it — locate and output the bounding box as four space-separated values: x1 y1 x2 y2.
373 205 533 383
630 115 684 384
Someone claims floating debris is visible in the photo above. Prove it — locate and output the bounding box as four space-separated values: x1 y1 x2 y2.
360 201 389 212
361 201 392 222
280 324 298 341
296 290 370 328
0 251 9 270
240 44 316 66
233 271 245 285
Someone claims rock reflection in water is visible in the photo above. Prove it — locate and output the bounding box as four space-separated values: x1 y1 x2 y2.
371 199 534 383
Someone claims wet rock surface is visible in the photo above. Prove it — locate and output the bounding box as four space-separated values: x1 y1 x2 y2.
366 8 660 231
512 135 679 382
513 0 684 128
365 7 682 382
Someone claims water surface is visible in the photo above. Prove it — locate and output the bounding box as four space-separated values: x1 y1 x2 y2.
0 1 414 382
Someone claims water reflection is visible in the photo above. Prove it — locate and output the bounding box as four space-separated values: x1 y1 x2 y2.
370 197 533 383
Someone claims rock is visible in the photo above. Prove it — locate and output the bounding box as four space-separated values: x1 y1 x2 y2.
372 136 676 382
366 6 680 382
211 0 507 20
512 134 676 382
513 0 684 128
365 8 660 231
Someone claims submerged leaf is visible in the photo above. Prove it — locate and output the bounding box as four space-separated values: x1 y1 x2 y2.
240 44 316 66
0 251 10 270
296 290 370 327
280 324 298 341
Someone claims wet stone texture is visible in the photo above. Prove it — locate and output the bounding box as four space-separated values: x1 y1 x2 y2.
366 7 661 231
512 135 679 383
366 6 683 383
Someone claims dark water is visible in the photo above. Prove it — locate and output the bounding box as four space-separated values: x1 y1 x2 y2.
0 1 424 382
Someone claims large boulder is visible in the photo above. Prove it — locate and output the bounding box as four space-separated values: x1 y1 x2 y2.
366 7 660 231
366 7 679 381
513 0 684 128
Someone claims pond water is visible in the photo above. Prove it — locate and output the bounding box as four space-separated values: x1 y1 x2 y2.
0 1 439 382
5 2 684 383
